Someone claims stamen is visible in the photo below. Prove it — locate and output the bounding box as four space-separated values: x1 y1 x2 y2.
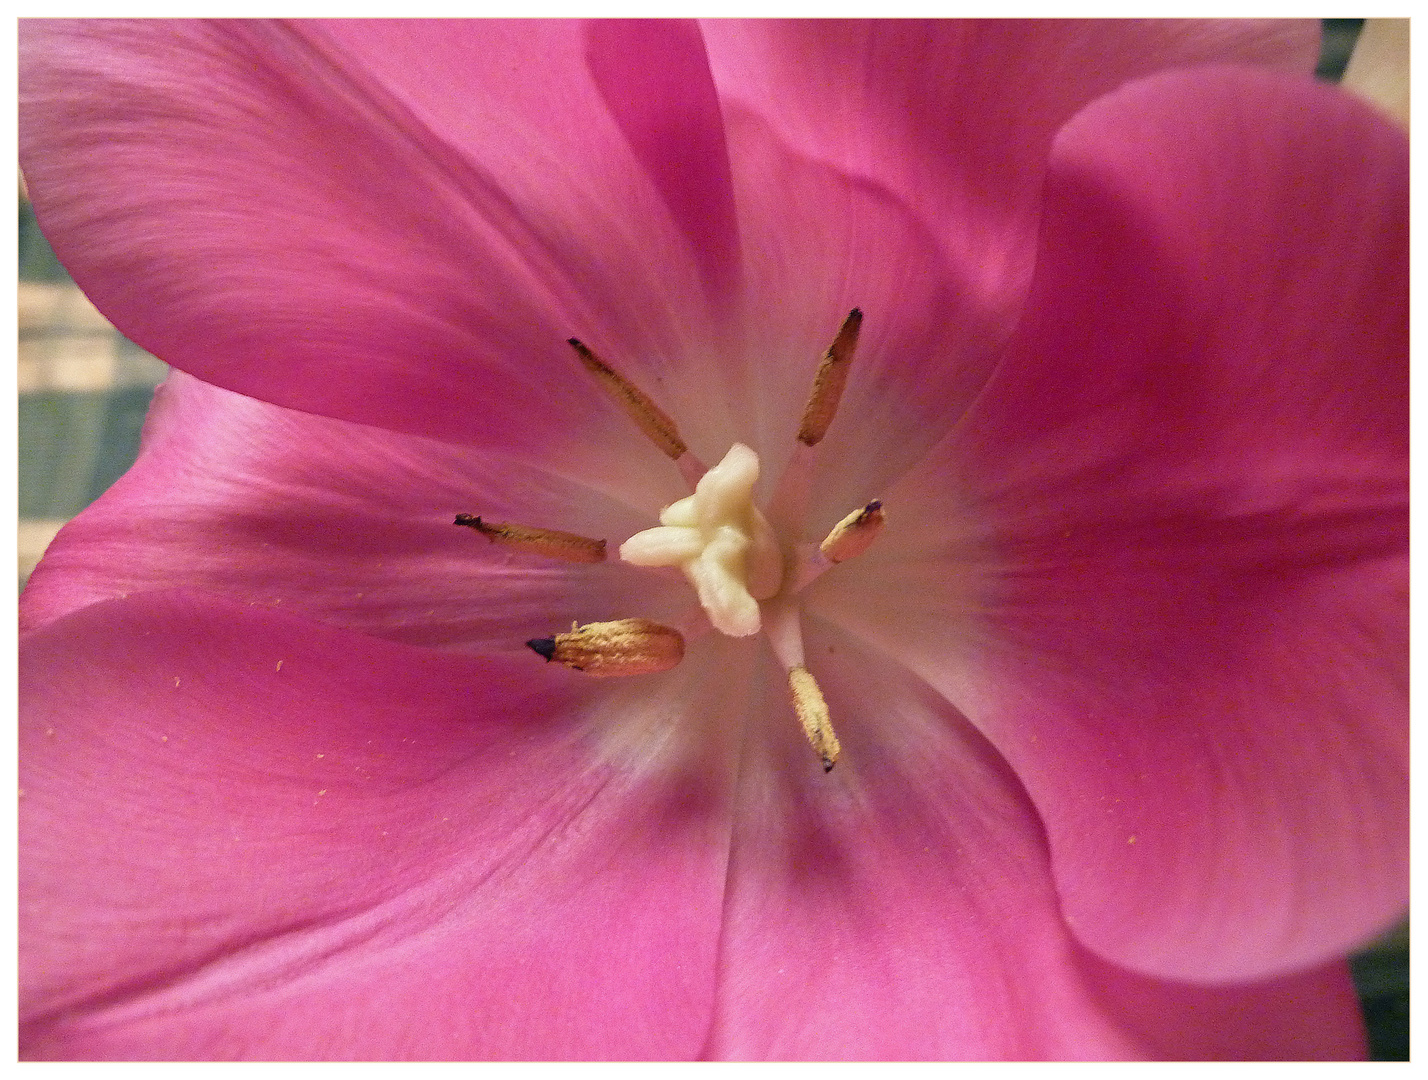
797 308 862 447
764 596 842 772
568 338 688 461
786 500 887 592
455 514 606 564
788 666 841 772
819 500 885 563
526 618 684 677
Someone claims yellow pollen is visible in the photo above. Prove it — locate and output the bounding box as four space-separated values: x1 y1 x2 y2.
568 338 688 459
526 618 685 677
819 500 885 563
788 665 841 772
455 514 606 564
797 308 862 446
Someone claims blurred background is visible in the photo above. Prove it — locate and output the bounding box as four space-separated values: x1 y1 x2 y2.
15 18 1407 1059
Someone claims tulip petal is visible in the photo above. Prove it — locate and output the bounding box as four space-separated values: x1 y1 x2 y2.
817 69 1407 982
1073 949 1365 1060
701 623 1364 1059
20 371 694 645
697 19 1319 508
18 19 735 455
20 20 1318 477
716 105 1001 513
21 591 741 1059
702 19 1318 321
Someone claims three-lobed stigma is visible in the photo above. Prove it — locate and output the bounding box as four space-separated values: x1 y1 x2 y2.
619 443 782 637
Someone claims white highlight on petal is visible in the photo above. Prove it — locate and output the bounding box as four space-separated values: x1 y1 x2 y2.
620 443 783 637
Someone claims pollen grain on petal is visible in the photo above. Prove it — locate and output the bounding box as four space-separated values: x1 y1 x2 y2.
526 618 685 677
568 338 688 459
788 665 841 772
455 514 606 564
797 307 862 447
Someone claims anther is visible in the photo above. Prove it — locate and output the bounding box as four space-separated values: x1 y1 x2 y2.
788 665 841 772
797 308 862 447
525 618 685 677
568 338 688 460
455 514 606 564
819 500 885 563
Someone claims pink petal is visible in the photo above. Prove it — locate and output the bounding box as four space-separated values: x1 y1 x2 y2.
816 69 1407 982
22 104 1037 640
20 371 692 644
21 591 740 1059
702 19 1318 323
21 20 1318 476
698 19 1320 506
701 104 1004 510
18 20 734 453
701 624 1363 1059
1075 950 1366 1060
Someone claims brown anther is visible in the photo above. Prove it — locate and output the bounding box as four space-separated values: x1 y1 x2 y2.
787 665 841 772
568 338 688 459
797 308 862 446
455 514 606 564
819 500 885 564
526 618 685 677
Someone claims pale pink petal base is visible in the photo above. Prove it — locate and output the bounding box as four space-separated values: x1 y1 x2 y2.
21 592 736 1059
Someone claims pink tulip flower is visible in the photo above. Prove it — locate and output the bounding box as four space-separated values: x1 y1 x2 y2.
18 19 1406 1060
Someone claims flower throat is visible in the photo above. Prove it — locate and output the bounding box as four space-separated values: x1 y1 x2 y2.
454 309 882 772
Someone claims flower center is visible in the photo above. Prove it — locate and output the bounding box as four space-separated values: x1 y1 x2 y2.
618 443 781 638
456 309 875 772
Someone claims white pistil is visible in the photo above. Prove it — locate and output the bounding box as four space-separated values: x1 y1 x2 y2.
620 443 782 638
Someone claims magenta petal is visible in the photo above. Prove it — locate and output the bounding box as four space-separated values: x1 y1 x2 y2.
703 628 1134 1059
1075 951 1366 1060
703 19 1318 320
21 20 1318 457
18 20 731 450
710 106 1003 505
824 69 1406 983
21 592 734 1059
702 626 1364 1059
20 371 690 644
582 19 740 300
